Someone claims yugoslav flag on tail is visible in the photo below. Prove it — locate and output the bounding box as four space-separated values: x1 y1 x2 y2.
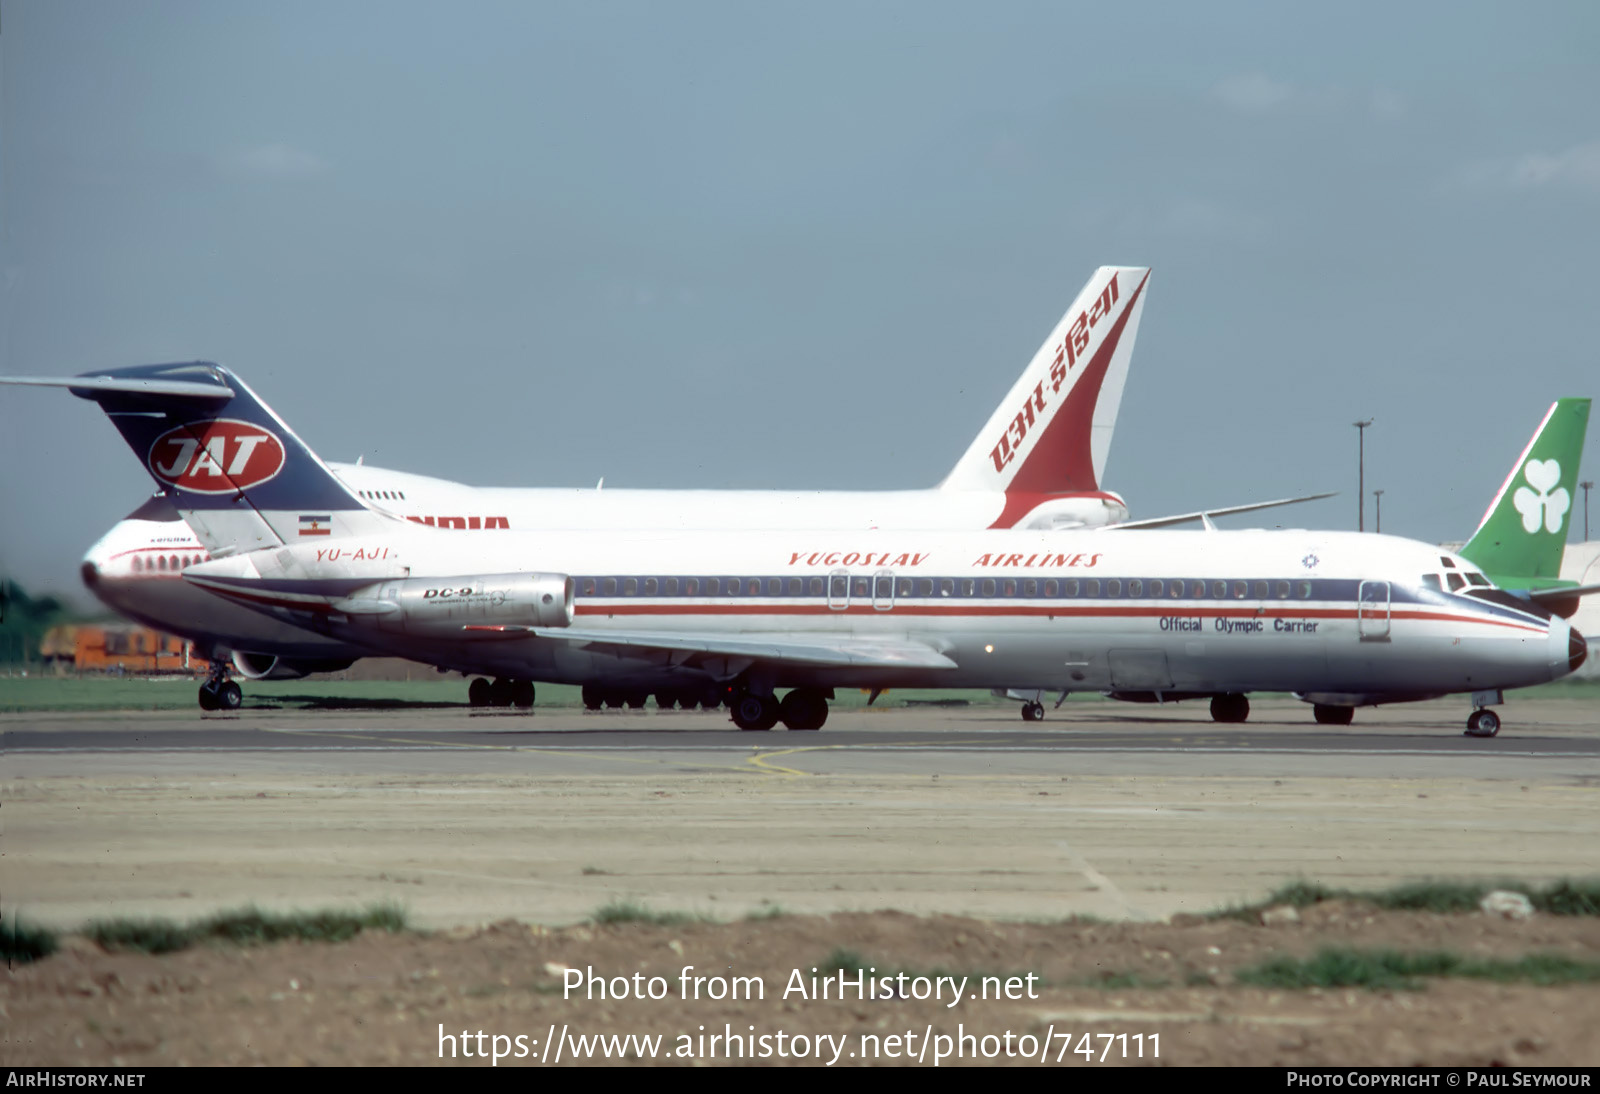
1462 397 1591 590
938 266 1151 528
3 362 391 556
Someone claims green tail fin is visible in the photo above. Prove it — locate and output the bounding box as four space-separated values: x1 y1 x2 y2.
1460 398 1591 583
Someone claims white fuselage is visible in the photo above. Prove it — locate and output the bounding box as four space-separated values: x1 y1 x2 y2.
81 462 1128 663
184 523 1582 698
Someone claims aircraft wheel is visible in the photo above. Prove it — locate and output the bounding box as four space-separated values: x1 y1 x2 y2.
625 691 648 710
490 678 514 707
731 693 779 731
469 678 493 707
1313 704 1353 726
218 681 243 711
1020 702 1045 722
511 680 536 709
779 688 829 730
603 690 625 709
198 684 220 711
1210 693 1250 724
581 685 603 711
1465 709 1501 737
655 692 678 710
699 687 723 711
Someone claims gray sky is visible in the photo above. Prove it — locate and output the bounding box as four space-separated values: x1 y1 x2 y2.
4 1 1598 602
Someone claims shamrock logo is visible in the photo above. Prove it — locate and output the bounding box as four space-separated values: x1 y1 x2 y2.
1512 459 1569 534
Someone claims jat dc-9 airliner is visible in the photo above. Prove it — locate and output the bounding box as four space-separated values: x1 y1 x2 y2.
12 361 1585 737
27 267 1323 709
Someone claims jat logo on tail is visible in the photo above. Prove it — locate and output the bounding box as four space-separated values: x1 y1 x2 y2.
147 419 287 494
1513 459 1570 534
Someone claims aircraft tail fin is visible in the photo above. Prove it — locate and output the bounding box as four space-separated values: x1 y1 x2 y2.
939 266 1150 518
1460 398 1591 582
3 363 387 556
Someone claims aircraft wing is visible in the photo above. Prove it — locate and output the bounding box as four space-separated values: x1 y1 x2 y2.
470 625 959 671
1106 492 1338 530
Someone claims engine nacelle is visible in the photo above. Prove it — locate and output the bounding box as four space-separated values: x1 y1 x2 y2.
231 652 358 680
334 572 575 637
1015 493 1130 530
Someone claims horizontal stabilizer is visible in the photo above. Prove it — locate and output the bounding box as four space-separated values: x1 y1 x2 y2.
1528 583 1600 604
525 627 959 671
1107 491 1337 531
0 375 236 401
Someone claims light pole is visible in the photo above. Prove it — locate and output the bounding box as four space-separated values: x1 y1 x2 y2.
1582 481 1594 541
1373 489 1384 534
1353 419 1373 531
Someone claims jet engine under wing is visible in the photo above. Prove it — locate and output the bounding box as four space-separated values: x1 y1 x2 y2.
1105 491 1338 531
514 627 960 671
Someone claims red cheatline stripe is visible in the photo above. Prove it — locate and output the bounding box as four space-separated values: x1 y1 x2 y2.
573 602 1544 633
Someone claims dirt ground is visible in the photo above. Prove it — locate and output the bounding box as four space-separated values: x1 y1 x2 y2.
6 901 1599 1067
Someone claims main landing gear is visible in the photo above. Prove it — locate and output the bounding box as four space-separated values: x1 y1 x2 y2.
468 677 536 709
579 686 723 711
728 687 830 731
1209 693 1250 724
197 662 242 712
1313 704 1354 726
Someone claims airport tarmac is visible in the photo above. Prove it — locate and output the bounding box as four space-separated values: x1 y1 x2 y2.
5 696 1598 929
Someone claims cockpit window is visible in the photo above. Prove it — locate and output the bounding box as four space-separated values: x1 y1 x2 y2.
1440 556 1457 569
1446 572 1466 592
1465 572 1491 587
1421 574 1443 591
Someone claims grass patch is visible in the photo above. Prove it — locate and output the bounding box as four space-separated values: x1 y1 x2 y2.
1213 878 1600 920
588 901 705 928
83 904 408 955
1236 948 1600 991
743 905 789 921
2 917 60 965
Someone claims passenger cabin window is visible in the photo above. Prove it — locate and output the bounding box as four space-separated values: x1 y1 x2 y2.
705 578 719 596
1212 581 1226 598
686 578 700 596
643 578 657 595
726 578 741 596
1064 579 1080 596
981 579 996 597
664 577 679 595
789 578 804 596
1232 581 1248 599
602 578 617 596
1128 579 1143 597
853 577 871 598
623 578 638 595
1044 579 1058 596
1254 581 1268 599
939 579 954 597
810 577 825 596
917 579 934 596
1022 579 1036 597
1083 579 1100 597
1297 581 1313 599
581 578 596 596
1275 580 1290 598
1106 578 1122 597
